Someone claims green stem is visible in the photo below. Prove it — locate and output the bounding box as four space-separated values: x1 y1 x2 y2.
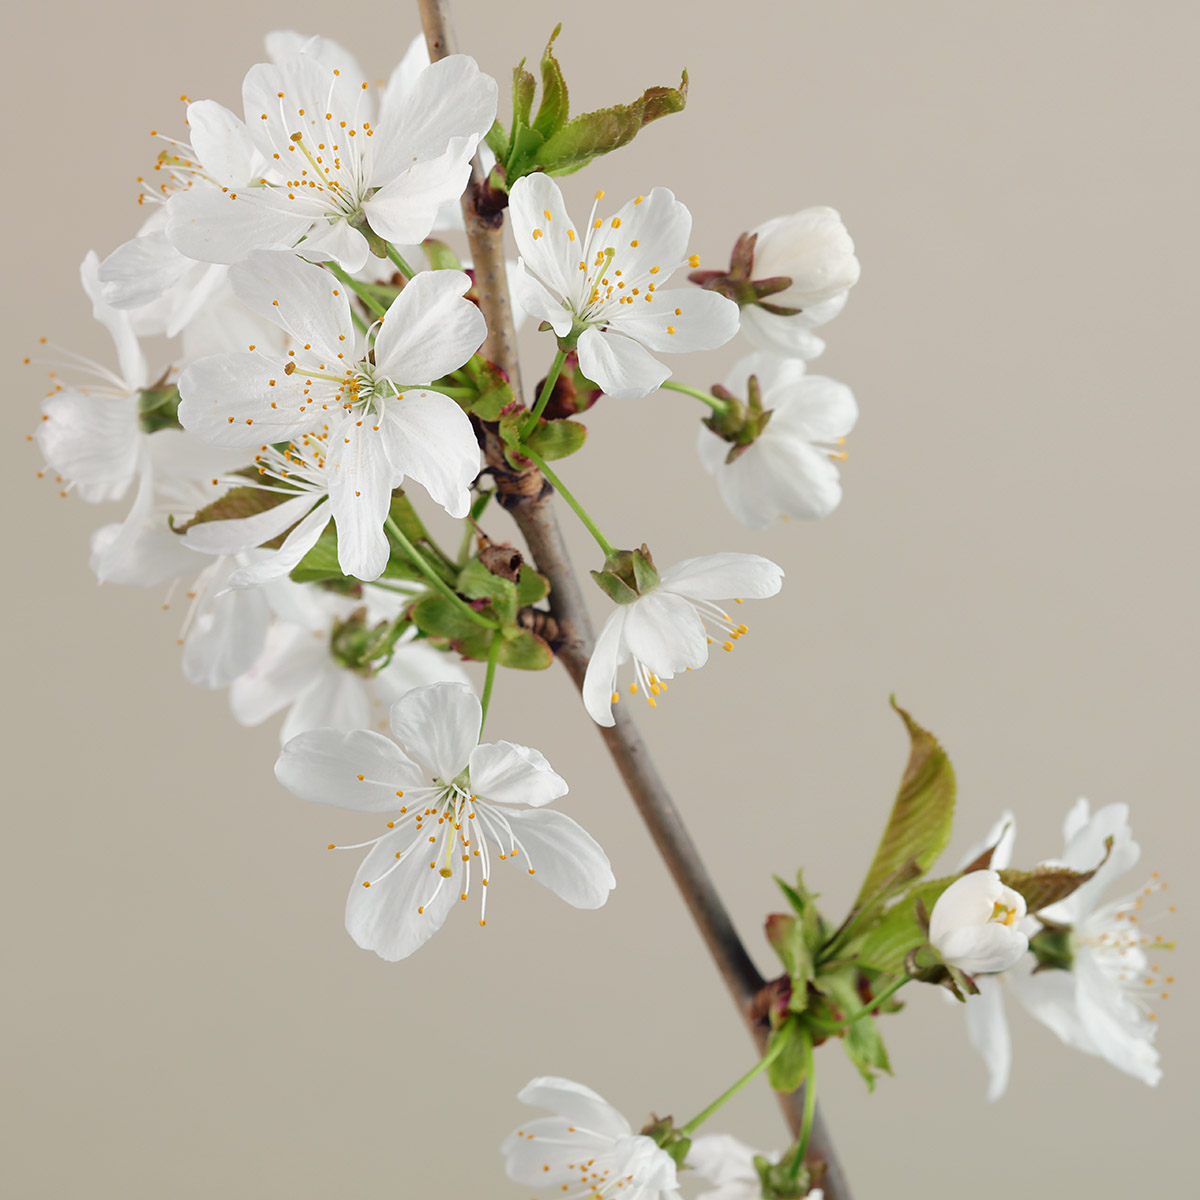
327 262 388 319
385 242 417 280
520 346 568 440
680 1034 788 1136
479 633 501 734
788 1033 817 1180
429 385 476 401
520 448 615 558
384 517 498 630
659 379 729 415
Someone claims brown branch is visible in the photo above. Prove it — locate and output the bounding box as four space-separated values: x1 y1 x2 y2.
417 3 850 1195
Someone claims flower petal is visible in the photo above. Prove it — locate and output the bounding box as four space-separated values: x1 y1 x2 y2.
325 423 396 581
468 740 567 808
514 1076 632 1140
186 99 262 188
500 808 614 910
226 503 332 589
621 590 708 678
361 141 476 246
575 327 669 401
372 269 486 383
738 303 831 359
279 669 373 744
37 389 140 503
181 572 271 688
166 186 314 266
582 608 629 727
183 491 319 556
510 258 574 335
658 552 784 601
293 218 370 274
964 976 1012 1102
177 352 312 446
768 375 859 444
507 174 578 304
230 623 328 725
388 681 480 781
610 288 739 353
274 726 424 811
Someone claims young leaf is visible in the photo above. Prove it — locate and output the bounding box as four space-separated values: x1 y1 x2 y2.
532 25 569 138
515 564 550 607
171 483 289 535
855 878 954 975
853 699 956 911
524 417 588 461
999 840 1112 914
817 966 893 1091
766 1019 810 1094
512 60 536 129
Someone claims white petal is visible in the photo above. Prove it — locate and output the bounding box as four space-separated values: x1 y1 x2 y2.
226 504 332 588
294 218 370 274
510 258 574 335
345 835 461 961
80 251 148 391
166 186 314 266
621 591 708 678
610 288 739 353
1009 957 1099 1056
279 669 373 744
739 304 831 359
379 34 431 112
582 608 629 727
98 232 195 311
687 1134 761 1187
575 327 669 401
230 623 327 725
964 976 1013 1101
274 726 424 811
371 641 472 704
468 741 567 808
182 576 271 687
372 269 486 383
36 390 140 503
177 353 311 446
183 491 318 556
1074 952 1161 1084
361 141 476 246
722 350 807 398
264 31 367 87
388 681 480 781
500 809 614 909
229 249 354 359
659 553 784 601
187 100 262 187
325 424 396 581
957 812 1018 873
768 375 859 444
507 174 579 304
376 391 479 519
503 1117 615 1186
514 1076 632 1139
589 187 692 284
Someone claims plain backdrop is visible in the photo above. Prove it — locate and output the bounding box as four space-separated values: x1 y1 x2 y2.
2 1 1196 1197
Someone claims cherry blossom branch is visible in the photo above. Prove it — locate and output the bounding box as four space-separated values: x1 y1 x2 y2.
417 3 850 1195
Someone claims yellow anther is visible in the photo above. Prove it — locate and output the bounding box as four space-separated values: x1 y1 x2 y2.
722 641 734 652
611 691 620 705
629 683 638 695
594 189 605 200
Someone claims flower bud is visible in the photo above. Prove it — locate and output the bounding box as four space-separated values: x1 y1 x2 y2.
929 870 1029 974
748 207 860 311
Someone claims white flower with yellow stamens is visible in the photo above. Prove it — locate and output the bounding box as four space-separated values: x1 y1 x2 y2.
582 553 783 727
929 870 1029 974
165 45 496 273
502 1077 682 1200
177 250 485 581
275 682 614 961
697 352 858 529
508 174 740 401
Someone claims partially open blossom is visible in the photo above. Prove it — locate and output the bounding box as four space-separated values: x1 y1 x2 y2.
275 682 614 960
697 353 858 528
688 1135 822 1200
509 174 739 400
929 870 1029 974
178 251 485 580
502 1077 681 1200
582 553 784 727
738 207 859 358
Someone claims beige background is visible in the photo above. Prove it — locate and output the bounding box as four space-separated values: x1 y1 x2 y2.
2 1 1196 1195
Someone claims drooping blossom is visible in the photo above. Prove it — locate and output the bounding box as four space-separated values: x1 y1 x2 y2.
582 553 784 727
177 250 485 580
508 174 739 400
697 353 858 528
928 870 1029 974
274 682 614 960
738 207 860 358
165 42 496 273
501 1077 681 1200
687 1134 822 1200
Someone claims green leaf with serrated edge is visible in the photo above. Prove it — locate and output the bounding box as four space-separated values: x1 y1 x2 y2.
506 123 546 181
853 700 956 912
818 966 893 1091
457 558 519 628
524 417 587 461
512 60 536 129
515 564 550 607
766 1019 809 1094
534 72 688 178
999 839 1112 914
855 878 954 975
532 25 569 138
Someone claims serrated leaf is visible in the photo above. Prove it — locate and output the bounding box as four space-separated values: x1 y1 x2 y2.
512 60 536 128
534 72 688 177
524 417 587 461
855 878 954 975
853 700 956 911
532 25 569 138
515 564 550 607
1000 841 1111 914
819 967 893 1091
506 123 546 180
766 1019 810 1094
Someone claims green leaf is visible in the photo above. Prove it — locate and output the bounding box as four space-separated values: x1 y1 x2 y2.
496 627 554 670
534 72 688 177
171 483 290 536
852 699 956 911
766 1019 810 1094
818 967 893 1091
1000 841 1112 914
457 558 519 627
422 239 463 272
855 877 954 975
506 123 546 181
485 119 510 160
515 564 550 607
532 25 569 138
512 60 536 129
524 417 587 461
765 915 813 1010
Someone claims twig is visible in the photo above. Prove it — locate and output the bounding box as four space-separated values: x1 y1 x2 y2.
417 4 851 1194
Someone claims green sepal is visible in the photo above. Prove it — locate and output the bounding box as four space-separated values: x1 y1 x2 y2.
536 71 689 177
815 966 893 1091
523 416 588 461
766 1018 809 1094
532 25 569 138
138 384 181 432
852 699 956 912
171 482 290 537
639 1116 691 1169
590 568 638 605
444 359 515 422
1029 925 1075 972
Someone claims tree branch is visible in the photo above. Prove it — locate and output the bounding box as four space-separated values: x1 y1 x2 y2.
417 4 850 1194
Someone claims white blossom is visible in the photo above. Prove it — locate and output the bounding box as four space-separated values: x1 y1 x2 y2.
697 353 858 528
583 553 783 727
509 174 739 400
275 682 614 960
687 1135 821 1200
929 870 1029 975
502 1077 681 1200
